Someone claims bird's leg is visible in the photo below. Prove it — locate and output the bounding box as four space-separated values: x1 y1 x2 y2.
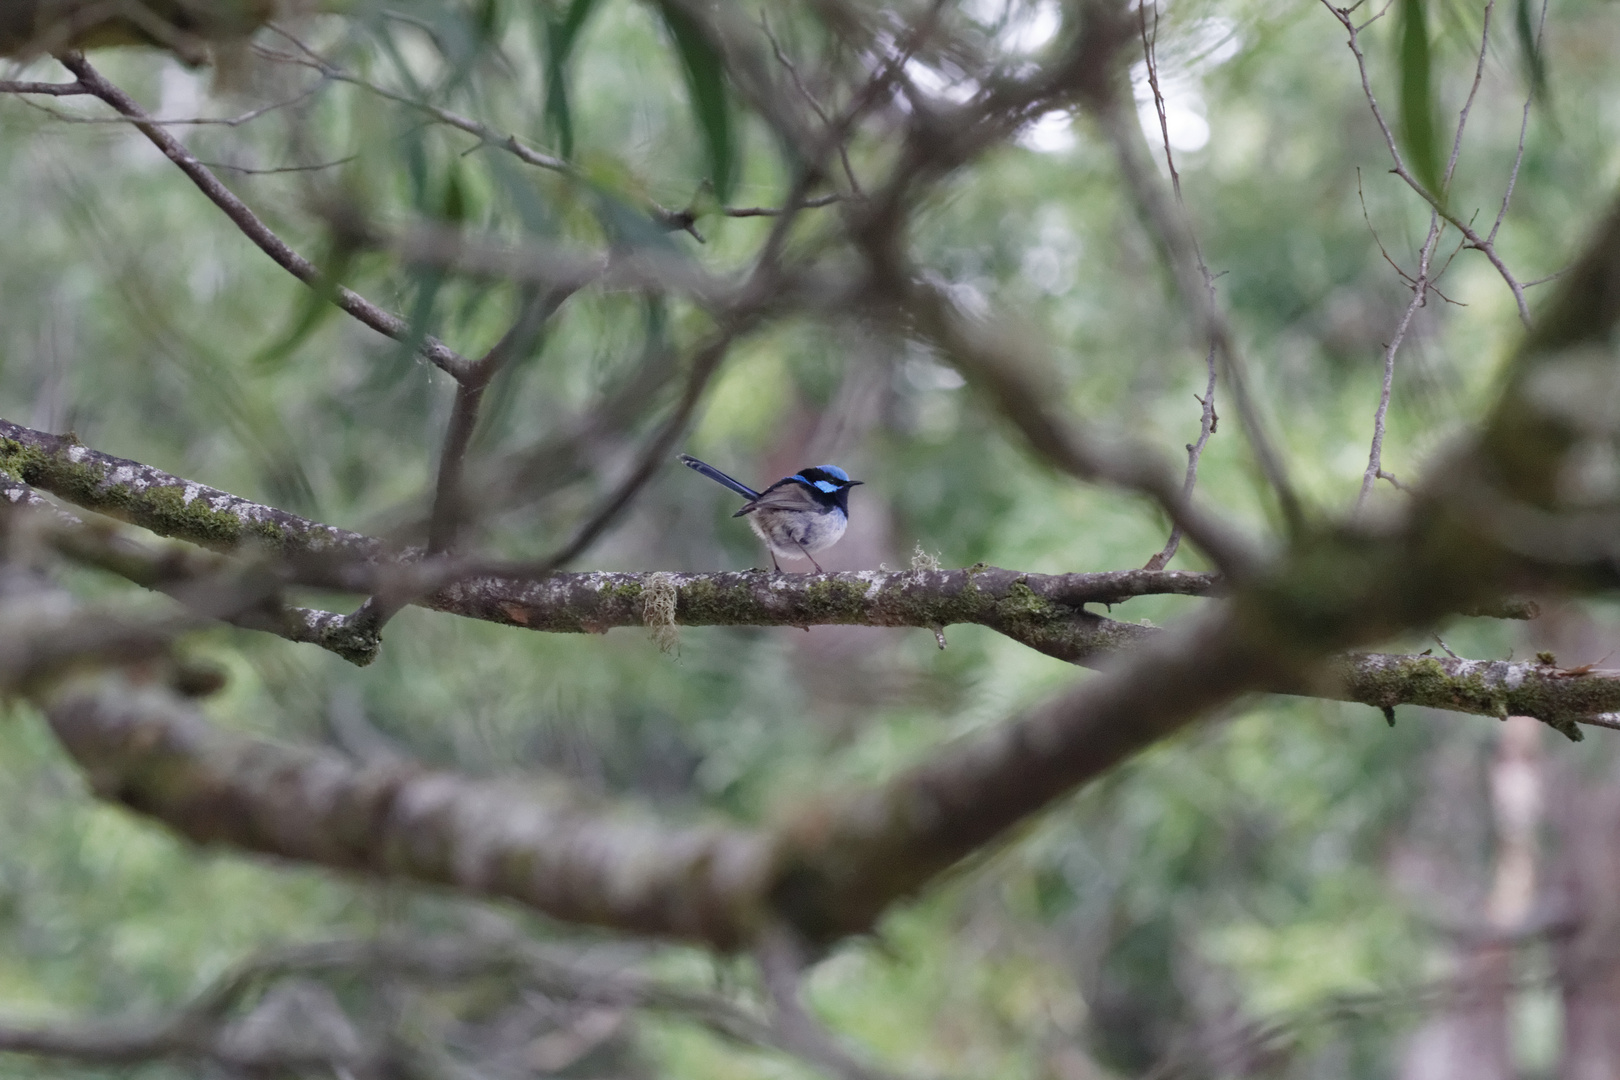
771 551 782 573
796 543 825 573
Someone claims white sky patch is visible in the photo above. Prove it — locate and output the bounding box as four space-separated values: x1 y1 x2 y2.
1130 16 1242 156
963 0 1062 54
1002 2 1062 53
1022 206 1082 294
159 63 205 120
1135 80 1210 154
903 355 968 391
1020 110 1076 154
904 59 980 105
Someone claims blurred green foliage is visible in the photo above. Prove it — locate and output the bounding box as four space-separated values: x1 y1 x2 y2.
1 0 1619 1074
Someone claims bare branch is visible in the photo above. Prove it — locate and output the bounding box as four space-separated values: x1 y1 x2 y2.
0 417 1541 681
0 418 383 562
483 323 751 583
45 675 774 945
1443 0 1496 189
43 602 1620 961
1359 214 1440 508
756 928 911 1080
1137 2 1220 570
11 77 322 126
55 53 477 382
1318 1 1534 325
426 293 561 556
761 15 865 198
723 194 841 216
1138 2 1181 202
259 28 571 173
0 78 85 95
1086 81 1301 533
0 931 825 1073
199 154 357 175
900 275 1264 579
1486 0 1549 246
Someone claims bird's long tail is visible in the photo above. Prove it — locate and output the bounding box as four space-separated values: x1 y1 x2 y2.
677 454 759 499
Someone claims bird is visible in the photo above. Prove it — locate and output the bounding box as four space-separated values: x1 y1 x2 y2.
678 454 863 573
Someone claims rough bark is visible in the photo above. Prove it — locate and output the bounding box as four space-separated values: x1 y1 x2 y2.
47 678 774 946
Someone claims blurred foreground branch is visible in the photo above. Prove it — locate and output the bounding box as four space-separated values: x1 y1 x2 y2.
0 931 897 1079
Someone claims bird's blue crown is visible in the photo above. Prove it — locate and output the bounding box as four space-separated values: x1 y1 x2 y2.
793 465 852 493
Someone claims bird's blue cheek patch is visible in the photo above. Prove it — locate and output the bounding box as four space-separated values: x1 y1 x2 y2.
813 480 839 493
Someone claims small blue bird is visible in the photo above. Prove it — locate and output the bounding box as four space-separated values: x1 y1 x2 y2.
679 454 863 573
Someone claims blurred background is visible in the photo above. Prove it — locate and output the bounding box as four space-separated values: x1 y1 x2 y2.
3 0 1620 1075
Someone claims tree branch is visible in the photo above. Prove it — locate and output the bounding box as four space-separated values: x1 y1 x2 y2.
0 79 86 95
6 489 383 664
1085 76 1301 533
1318 0 1534 326
55 53 477 382
0 930 844 1074
46 676 774 946
426 293 560 553
0 417 1549 705
0 419 383 562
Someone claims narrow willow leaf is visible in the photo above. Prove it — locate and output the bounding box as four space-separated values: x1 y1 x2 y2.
544 0 601 160
1515 0 1547 100
441 160 472 224
590 184 685 253
476 0 503 41
1397 0 1442 196
251 242 357 371
655 0 737 203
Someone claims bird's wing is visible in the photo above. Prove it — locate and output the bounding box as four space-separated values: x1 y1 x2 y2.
734 479 824 517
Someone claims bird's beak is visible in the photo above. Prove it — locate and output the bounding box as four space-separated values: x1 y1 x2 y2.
847 480 865 487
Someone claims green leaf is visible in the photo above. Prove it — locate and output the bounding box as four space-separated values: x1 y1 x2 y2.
1396 0 1442 197
251 241 357 372
1515 0 1547 101
441 160 473 224
655 0 738 203
475 0 504 41
544 0 601 160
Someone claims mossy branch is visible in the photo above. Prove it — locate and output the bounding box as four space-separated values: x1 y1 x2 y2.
4 419 1598 730
46 677 772 945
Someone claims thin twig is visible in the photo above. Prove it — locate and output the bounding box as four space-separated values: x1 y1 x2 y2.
199 155 357 175
1318 0 1533 325
1148 353 1219 569
56 53 477 382
1358 169 1420 286
259 28 570 173
723 194 841 217
1359 214 1440 508
0 79 87 95
425 294 557 555
1138 0 1219 569
1442 0 1496 189
1357 0 1499 507
1486 0 1549 245
762 15 865 198
755 929 912 1080
9 78 323 127
344 293 564 641
1138 2 1181 202
1089 84 1288 542
478 321 750 581
260 29 841 232
1524 266 1571 288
